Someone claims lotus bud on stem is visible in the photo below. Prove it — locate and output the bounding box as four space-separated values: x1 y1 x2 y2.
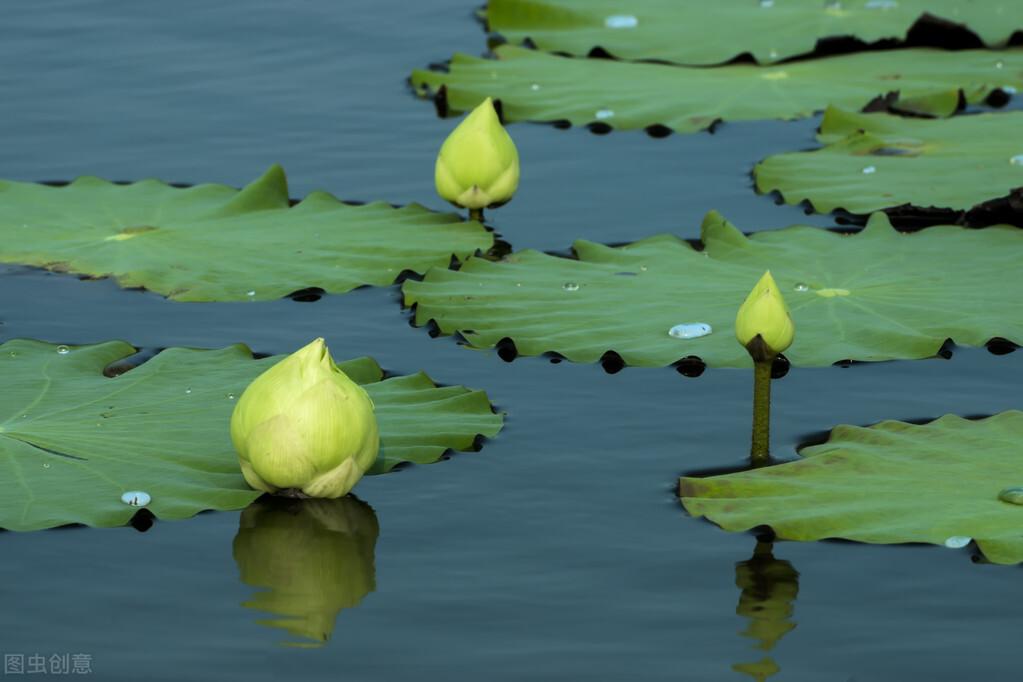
434 97 519 223
735 271 795 467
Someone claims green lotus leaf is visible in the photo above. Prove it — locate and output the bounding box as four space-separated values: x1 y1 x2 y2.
410 45 1023 133
0 339 504 531
486 0 1023 65
680 412 1023 565
0 165 492 301
755 107 1023 217
402 211 1023 368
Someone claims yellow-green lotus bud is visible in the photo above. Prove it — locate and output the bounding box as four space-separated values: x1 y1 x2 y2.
230 338 379 499
233 496 378 647
435 97 520 210
735 270 795 360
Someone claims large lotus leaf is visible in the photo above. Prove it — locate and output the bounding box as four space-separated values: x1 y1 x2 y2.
680 412 1023 565
410 45 1023 133
0 339 503 531
0 165 492 301
487 0 1023 65
403 211 1023 368
755 107 1023 216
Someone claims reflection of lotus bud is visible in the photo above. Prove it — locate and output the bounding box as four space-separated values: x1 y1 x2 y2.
735 271 795 361
435 97 520 210
233 496 379 647
731 541 799 681
230 338 379 498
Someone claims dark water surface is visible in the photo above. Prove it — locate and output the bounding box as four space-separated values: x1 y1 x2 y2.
1 2 1020 680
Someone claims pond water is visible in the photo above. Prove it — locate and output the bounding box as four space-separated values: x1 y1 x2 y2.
1 2 1020 680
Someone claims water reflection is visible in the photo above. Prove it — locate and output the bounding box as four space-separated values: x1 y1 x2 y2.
232 495 379 648
732 541 800 681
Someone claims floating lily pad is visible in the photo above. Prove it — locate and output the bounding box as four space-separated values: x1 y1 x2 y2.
755 107 1023 218
0 165 492 301
680 412 1023 565
487 0 1023 65
403 211 1023 368
0 339 504 531
410 45 1023 133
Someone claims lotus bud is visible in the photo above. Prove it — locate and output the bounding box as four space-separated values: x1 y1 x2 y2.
735 270 795 361
233 496 378 647
230 338 379 499
435 97 520 215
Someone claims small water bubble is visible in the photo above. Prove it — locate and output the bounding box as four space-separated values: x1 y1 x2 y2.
8 351 17 358
793 282 809 292
121 491 151 507
246 290 256 298
604 14 638 29
595 108 615 120
943 536 971 549
862 165 877 174
1009 154 1023 166
42 463 50 469
185 388 192 395
998 487 1023 505
668 323 713 340
1003 85 1018 95
865 0 897 8
995 60 1005 69
56 345 70 355
226 393 236 400
768 49 779 59
530 83 541 91
562 282 580 292
759 0 774 7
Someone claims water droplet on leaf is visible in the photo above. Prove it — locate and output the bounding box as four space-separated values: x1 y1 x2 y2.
562 282 580 291
865 0 897 8
595 109 615 120
943 536 971 549
759 0 774 7
862 165 877 174
56 345 70 355
604 14 638 28
121 491 151 507
998 487 1023 505
1010 155 1023 166
793 283 809 292
668 323 713 339
227 393 236 400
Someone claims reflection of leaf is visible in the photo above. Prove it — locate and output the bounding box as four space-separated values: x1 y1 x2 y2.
0 165 492 301
756 107 1023 216
681 412 1023 565
233 496 378 647
0 340 504 531
404 211 1023 368
411 45 1023 133
487 0 1023 65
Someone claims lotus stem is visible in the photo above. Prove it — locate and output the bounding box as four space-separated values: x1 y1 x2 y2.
469 207 484 223
751 359 772 466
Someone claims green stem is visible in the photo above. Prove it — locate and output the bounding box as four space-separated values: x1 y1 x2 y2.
751 359 773 466
468 207 485 223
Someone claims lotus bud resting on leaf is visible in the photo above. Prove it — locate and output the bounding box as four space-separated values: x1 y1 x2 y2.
230 338 379 499
435 97 520 212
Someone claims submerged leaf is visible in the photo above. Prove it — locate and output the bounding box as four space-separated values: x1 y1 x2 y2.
411 45 1023 133
0 340 503 531
756 107 1023 216
404 211 1022 368
487 0 1023 65
0 165 492 301
680 412 1023 565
